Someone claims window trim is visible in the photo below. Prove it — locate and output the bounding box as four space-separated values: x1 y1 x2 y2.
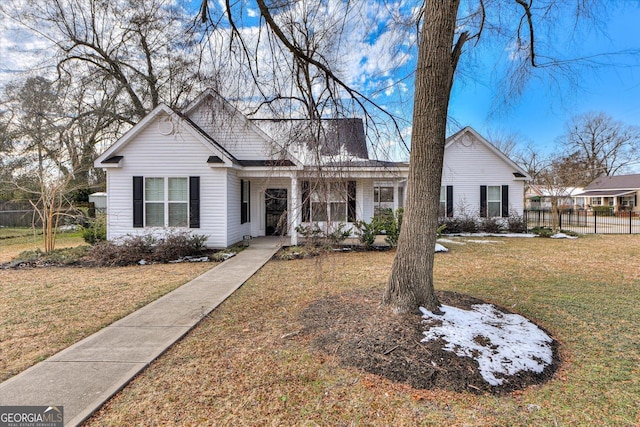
133 176 199 228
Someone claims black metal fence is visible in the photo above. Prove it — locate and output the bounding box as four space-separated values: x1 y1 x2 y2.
524 209 640 234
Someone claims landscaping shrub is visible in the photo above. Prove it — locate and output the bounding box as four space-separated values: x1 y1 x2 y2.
295 222 351 246
11 246 90 267
383 208 403 247
153 232 208 261
294 224 324 246
506 213 528 233
88 232 208 266
439 215 478 234
478 217 505 234
325 223 352 245
530 226 553 238
81 215 107 245
353 220 379 248
592 206 614 216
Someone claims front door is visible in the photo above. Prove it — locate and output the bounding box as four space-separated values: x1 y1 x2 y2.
265 189 288 236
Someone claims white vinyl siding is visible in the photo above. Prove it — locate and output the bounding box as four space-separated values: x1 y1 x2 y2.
104 111 228 247
226 172 252 245
442 133 525 217
187 99 275 160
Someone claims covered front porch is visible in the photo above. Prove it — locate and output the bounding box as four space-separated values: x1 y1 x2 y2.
240 170 407 245
581 190 638 213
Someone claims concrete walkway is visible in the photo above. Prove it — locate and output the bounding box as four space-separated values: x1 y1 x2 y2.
0 237 283 426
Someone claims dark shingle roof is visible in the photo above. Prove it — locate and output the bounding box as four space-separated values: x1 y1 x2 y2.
584 174 640 190
251 118 369 160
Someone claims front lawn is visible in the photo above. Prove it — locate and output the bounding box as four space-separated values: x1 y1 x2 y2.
85 235 640 425
0 236 215 381
0 230 85 263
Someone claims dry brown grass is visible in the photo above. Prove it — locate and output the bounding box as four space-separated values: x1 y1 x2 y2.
0 242 214 381
85 235 640 426
0 231 83 263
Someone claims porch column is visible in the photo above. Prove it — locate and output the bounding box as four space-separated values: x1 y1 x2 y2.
290 176 299 245
393 181 399 212
613 196 618 212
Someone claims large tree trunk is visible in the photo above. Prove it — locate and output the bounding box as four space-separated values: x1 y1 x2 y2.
383 1 462 313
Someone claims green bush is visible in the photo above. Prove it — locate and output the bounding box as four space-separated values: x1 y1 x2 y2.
353 220 379 247
81 215 107 245
11 246 90 266
384 208 403 247
295 222 351 246
531 226 553 238
592 206 614 216
325 222 352 245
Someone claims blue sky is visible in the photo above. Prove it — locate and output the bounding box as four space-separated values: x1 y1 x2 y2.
447 3 640 154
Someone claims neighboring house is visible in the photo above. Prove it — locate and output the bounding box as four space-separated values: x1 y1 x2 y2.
94 89 530 248
525 185 585 211
440 127 529 219
577 174 640 213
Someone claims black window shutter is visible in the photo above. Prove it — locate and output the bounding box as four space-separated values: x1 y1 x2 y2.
502 185 509 217
189 176 200 228
240 179 246 224
347 181 357 222
446 185 454 217
480 185 487 218
301 180 310 222
247 181 251 223
133 176 144 227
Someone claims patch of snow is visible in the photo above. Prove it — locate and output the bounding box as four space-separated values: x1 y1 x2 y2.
437 238 466 245
420 304 553 386
446 233 536 238
169 256 210 263
435 243 448 253
550 233 578 239
465 240 504 244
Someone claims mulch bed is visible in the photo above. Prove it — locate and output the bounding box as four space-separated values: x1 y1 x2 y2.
299 289 560 394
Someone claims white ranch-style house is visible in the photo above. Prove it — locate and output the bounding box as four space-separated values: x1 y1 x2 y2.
94 90 530 248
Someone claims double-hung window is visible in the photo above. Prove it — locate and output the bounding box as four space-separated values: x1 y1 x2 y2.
480 185 509 218
311 182 347 222
302 180 356 223
440 185 453 217
144 177 188 227
487 186 502 217
374 185 394 217
241 180 250 224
